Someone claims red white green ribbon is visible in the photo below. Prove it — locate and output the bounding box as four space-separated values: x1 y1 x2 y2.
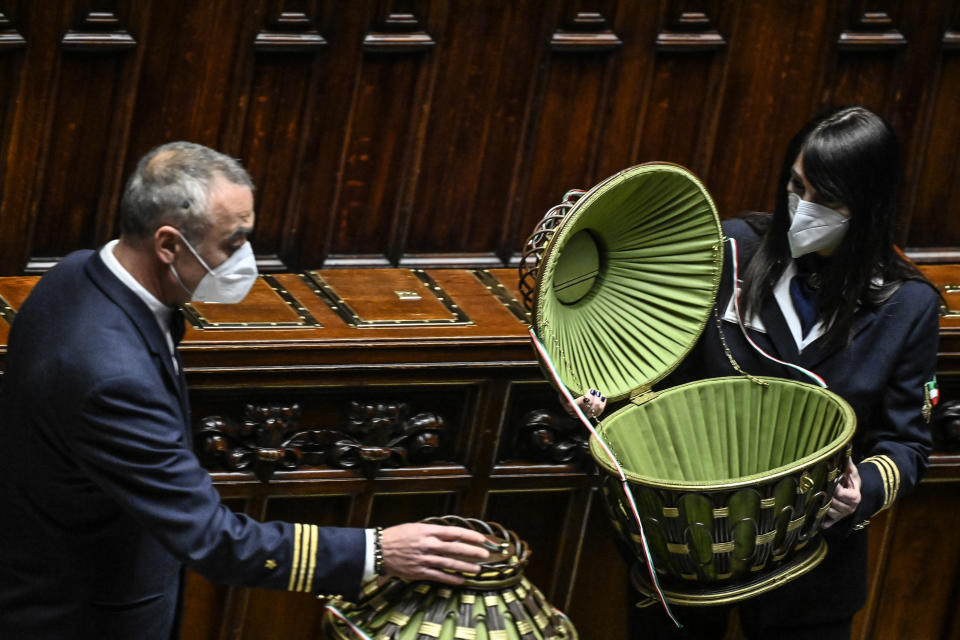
527 327 681 628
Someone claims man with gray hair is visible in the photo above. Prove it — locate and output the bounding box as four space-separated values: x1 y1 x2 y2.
0 142 489 639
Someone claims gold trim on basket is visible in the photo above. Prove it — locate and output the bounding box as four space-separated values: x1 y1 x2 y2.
517 620 535 635
388 612 411 626
455 627 477 640
633 538 830 606
418 621 443 637
756 530 777 544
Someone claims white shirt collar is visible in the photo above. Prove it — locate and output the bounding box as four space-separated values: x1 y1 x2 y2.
721 260 826 352
99 240 177 365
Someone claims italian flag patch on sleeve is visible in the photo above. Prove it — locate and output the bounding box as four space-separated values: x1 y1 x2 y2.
923 376 939 422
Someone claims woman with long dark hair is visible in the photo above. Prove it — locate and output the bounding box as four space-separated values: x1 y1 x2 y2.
573 106 940 638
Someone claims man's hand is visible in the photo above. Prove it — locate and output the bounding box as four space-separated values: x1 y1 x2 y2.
822 459 862 529
559 389 607 419
381 523 491 584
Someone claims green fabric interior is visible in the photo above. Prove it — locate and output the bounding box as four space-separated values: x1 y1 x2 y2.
535 164 722 400
593 377 856 486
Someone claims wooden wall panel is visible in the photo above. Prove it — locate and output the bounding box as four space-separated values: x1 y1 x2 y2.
323 0 441 266
707 0 832 218
0 3 26 246
906 1 960 256
853 481 960 639
630 1 730 181
1 0 960 274
25 1 148 271
405 1 549 265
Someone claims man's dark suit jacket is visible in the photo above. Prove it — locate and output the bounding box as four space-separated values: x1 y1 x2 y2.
0 250 365 639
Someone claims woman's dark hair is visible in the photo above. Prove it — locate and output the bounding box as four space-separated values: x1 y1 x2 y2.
739 105 929 350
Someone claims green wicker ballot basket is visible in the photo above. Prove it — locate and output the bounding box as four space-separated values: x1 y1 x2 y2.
320 517 578 640
519 163 856 606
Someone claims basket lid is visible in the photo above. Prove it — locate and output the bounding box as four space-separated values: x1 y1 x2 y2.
533 163 723 401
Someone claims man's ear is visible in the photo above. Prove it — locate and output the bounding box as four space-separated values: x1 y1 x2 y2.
155 226 180 265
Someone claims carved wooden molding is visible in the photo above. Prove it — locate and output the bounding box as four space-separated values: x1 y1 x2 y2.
656 7 726 52
0 12 25 50
513 408 594 470
837 10 906 51
551 11 622 52
363 11 435 53
254 10 327 53
61 11 136 52
197 401 448 482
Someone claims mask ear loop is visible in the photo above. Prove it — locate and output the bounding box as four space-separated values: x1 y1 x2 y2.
724 236 827 388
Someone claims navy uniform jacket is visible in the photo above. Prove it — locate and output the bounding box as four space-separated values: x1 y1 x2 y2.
665 218 939 625
0 250 365 639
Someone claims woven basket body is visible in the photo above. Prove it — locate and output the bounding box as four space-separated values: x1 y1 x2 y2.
526 163 857 605
320 517 577 640
592 377 854 605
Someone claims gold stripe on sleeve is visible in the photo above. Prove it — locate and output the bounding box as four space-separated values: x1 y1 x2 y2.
304 525 319 593
863 457 891 510
288 523 302 591
296 524 311 592
875 455 901 509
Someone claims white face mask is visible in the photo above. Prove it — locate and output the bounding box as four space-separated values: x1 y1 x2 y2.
786 192 850 258
171 232 258 303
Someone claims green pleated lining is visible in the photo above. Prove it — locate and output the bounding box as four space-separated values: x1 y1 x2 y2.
591 377 856 489
534 163 723 401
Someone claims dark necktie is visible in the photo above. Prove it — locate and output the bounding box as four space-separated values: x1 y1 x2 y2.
789 269 820 338
170 307 186 345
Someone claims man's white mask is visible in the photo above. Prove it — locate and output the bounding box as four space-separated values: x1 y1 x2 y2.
787 192 850 258
171 232 258 303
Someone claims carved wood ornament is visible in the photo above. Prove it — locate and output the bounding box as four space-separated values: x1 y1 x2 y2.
197 401 447 482
514 408 594 469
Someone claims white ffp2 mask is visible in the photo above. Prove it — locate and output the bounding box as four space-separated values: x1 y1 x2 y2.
787 193 849 258
171 233 258 303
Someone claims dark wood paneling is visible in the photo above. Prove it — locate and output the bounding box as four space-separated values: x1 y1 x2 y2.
405 1 547 263
853 482 960 639
324 0 440 266
905 0 960 255
1 1 960 273
0 3 26 258
707 0 832 218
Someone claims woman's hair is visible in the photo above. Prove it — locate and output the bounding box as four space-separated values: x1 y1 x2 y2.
739 105 928 349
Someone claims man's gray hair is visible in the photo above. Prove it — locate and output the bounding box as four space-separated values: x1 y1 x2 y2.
119 141 253 244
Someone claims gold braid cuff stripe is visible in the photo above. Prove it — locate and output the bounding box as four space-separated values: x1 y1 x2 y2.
287 523 319 593
287 523 319 592
863 455 900 513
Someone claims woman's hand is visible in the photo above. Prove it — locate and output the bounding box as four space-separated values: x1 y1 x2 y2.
381 523 491 584
559 388 607 419
822 459 862 529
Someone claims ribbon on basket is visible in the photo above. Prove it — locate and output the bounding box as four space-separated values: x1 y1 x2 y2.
528 327 681 628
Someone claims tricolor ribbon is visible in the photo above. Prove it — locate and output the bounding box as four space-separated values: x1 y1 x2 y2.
527 327 681 628
326 602 375 640
729 237 827 388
